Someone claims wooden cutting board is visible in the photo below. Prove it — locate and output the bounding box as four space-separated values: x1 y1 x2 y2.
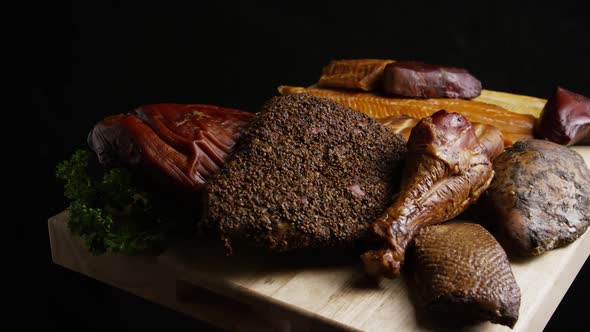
49 91 590 332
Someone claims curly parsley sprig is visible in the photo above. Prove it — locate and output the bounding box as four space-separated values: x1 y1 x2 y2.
56 150 193 255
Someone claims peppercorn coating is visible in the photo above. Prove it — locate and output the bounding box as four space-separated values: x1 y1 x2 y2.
206 94 407 252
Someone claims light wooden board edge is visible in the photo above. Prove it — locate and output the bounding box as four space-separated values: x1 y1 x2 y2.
165 252 360 332
49 211 260 331
511 223 590 332
49 211 352 332
158 222 590 332
49 208 590 332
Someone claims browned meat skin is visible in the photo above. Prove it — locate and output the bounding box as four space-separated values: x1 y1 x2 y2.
472 122 504 161
382 61 482 99
377 114 504 160
483 139 590 256
317 59 394 91
535 86 590 146
361 110 494 278
412 223 521 328
88 104 254 191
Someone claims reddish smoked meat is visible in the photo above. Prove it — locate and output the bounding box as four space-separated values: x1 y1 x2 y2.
88 104 254 191
361 110 495 278
382 61 482 99
535 86 590 146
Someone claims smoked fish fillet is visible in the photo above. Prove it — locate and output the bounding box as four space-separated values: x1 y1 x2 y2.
473 89 547 117
278 85 534 146
317 59 394 91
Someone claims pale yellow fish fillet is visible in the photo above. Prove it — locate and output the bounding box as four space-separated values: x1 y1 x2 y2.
278 85 534 146
473 89 547 117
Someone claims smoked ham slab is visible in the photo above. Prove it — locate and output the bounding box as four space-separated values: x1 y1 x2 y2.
88 104 254 191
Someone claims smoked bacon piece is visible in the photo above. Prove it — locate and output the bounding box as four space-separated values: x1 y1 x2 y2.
278 85 534 146
88 104 254 191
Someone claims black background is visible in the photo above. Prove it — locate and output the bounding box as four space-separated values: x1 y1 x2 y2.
40 1 589 331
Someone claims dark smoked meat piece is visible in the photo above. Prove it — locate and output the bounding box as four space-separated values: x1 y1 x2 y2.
412 223 521 328
534 86 590 146
383 61 482 99
88 104 254 191
483 139 590 256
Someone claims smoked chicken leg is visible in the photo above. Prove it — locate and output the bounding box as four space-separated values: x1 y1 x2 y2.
361 110 496 278
377 114 504 160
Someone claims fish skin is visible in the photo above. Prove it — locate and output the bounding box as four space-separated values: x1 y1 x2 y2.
278 85 534 146
317 59 394 91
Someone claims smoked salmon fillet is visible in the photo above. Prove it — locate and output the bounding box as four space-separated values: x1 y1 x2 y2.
278 85 534 146
473 89 546 117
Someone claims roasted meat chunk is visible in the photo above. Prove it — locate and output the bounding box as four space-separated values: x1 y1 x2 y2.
382 61 482 99
483 139 590 255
